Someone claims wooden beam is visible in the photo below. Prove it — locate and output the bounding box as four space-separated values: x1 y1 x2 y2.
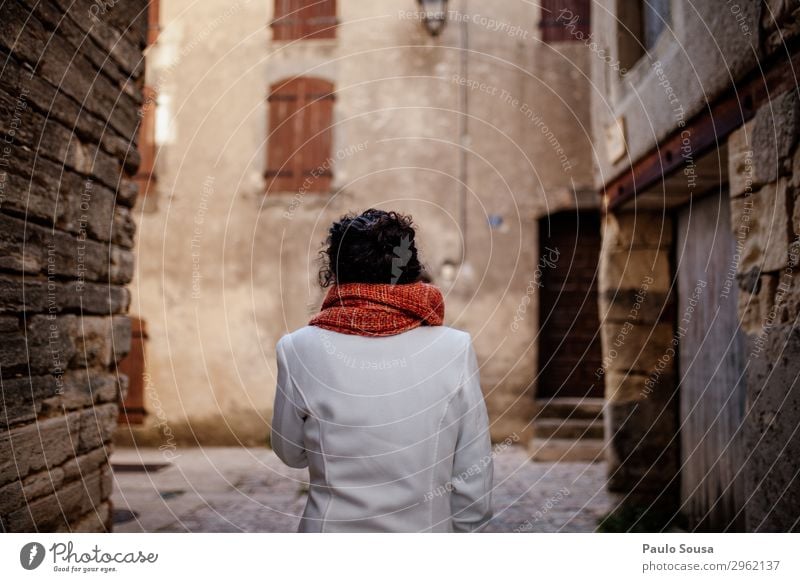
603 47 800 210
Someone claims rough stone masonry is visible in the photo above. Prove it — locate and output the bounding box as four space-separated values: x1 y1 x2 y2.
0 0 147 531
728 87 800 532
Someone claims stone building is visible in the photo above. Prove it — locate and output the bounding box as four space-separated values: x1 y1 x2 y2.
0 1 147 530
118 0 600 453
590 0 800 530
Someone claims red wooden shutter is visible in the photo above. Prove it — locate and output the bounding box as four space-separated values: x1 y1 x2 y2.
272 0 336 41
266 77 334 194
135 85 157 198
272 0 297 40
299 78 334 192
540 0 591 43
266 79 301 192
304 0 337 39
147 0 160 46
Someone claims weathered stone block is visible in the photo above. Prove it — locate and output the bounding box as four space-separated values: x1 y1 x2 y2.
66 315 134 368
743 322 800 531
605 398 679 496
117 179 140 208
601 211 673 250
20 0 136 89
112 206 137 249
599 248 671 294
61 447 109 483
118 373 130 402
0 412 81 488
751 91 800 187
3 469 103 531
65 500 112 533
761 0 800 56
0 86 130 194
598 289 672 325
730 179 790 274
22 466 65 502
50 0 143 76
77 403 118 454
0 315 77 378
0 275 130 316
775 269 800 326
0 480 24 515
0 52 138 163
0 2 141 140
0 213 135 284
111 246 135 284
0 375 61 428
600 322 674 374
728 120 755 198
0 315 19 332
41 371 122 414
68 316 120 369
26 315 78 376
605 370 675 404
100 464 114 498
738 273 784 338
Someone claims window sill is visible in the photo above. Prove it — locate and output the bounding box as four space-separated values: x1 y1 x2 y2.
263 190 332 197
267 37 338 47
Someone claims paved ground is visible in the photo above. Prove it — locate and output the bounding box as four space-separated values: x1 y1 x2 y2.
110 445 619 532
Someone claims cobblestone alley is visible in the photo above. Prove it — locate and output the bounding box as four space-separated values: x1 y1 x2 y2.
110 446 618 533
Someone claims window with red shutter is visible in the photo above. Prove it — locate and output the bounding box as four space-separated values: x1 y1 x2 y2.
272 0 337 41
539 0 590 43
266 77 335 194
135 0 160 199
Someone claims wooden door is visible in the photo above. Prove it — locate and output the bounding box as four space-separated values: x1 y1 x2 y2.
118 316 148 424
676 190 746 531
537 211 603 398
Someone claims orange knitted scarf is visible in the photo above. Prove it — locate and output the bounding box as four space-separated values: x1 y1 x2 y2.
309 282 445 337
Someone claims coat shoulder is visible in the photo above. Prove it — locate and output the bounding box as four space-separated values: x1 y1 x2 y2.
429 326 473 350
276 325 321 354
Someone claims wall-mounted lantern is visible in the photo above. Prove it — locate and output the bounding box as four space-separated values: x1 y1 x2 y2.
417 0 448 37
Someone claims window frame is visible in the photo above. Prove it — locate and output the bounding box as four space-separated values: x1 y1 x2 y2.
539 0 591 44
271 0 337 41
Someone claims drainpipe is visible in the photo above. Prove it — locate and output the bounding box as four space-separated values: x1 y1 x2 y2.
458 0 469 263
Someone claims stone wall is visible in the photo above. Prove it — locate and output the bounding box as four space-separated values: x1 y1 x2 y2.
593 1 800 530
727 89 800 532
597 212 678 502
0 0 146 531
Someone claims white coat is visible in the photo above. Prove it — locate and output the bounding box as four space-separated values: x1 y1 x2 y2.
271 324 494 532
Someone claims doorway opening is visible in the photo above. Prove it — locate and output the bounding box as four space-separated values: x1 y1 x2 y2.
533 211 604 461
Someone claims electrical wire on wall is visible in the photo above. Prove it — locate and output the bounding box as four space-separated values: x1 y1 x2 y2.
458 0 469 264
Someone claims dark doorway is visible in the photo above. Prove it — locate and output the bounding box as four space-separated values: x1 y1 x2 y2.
537 211 603 399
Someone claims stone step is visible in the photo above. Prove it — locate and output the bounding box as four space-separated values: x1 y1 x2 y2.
528 437 606 463
535 397 604 420
533 418 604 440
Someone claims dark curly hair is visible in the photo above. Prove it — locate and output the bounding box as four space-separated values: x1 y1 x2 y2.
319 209 423 287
